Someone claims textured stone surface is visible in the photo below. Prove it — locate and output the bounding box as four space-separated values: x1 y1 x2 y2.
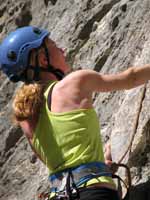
0 0 150 199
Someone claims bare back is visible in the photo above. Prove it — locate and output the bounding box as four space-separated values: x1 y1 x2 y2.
50 71 94 113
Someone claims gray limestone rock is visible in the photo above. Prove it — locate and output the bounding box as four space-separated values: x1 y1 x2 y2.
0 0 150 199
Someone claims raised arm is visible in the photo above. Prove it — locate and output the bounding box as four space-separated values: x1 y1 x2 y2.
50 65 150 112
73 65 150 92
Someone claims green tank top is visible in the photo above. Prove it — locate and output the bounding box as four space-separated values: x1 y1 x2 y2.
32 81 115 186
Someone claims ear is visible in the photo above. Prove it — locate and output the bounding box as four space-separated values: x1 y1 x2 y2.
39 52 48 67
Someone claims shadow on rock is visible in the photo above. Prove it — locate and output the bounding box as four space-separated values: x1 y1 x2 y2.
126 180 150 200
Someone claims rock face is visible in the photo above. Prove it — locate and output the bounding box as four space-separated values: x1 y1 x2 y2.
0 0 150 199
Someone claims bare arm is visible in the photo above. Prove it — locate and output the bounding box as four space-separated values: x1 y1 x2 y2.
50 65 150 112
19 120 45 164
73 65 150 92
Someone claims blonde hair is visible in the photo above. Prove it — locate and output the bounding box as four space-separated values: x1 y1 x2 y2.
12 82 45 123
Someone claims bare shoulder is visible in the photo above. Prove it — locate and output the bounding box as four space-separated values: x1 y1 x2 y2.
55 69 94 90
50 70 94 112
53 69 94 99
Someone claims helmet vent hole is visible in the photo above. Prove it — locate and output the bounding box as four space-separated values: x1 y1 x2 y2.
33 27 41 35
7 51 17 61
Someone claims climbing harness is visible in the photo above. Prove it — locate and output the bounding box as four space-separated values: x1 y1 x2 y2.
49 162 112 191
49 162 111 200
37 161 131 200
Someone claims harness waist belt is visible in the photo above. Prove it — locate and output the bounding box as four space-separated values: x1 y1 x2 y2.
49 162 112 192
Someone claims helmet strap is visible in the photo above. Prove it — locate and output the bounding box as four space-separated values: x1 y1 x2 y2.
42 41 65 80
21 50 40 83
24 41 65 82
34 48 40 81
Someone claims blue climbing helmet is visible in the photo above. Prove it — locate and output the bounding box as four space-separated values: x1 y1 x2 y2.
0 26 64 82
